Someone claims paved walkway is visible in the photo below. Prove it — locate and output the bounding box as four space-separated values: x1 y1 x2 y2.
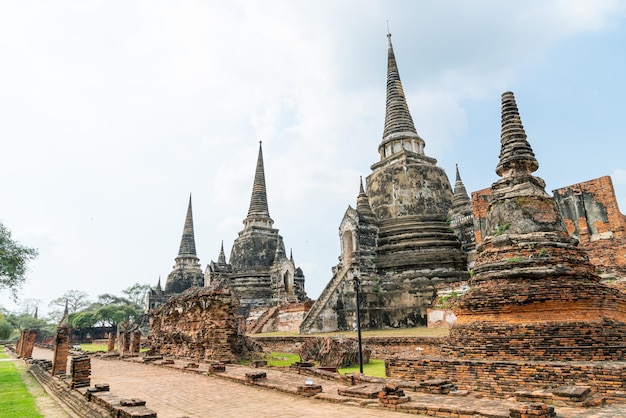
30 347 626 418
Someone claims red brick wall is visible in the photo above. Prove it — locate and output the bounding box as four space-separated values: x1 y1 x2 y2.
553 176 626 274
386 357 626 399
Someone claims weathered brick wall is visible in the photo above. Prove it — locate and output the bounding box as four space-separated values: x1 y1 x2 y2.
148 284 244 362
17 329 37 358
52 327 70 376
386 357 626 399
474 177 626 275
553 176 626 276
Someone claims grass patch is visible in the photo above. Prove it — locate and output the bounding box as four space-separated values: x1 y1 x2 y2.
264 352 300 367
339 359 386 378
0 362 43 417
249 327 448 338
0 351 9 359
79 343 109 352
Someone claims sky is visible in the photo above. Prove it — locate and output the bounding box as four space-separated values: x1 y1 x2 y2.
2 0 626 317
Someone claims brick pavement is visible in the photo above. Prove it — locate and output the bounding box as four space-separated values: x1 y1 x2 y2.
30 347 626 418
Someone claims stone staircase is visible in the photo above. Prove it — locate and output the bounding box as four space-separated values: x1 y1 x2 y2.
299 265 351 333
247 306 280 334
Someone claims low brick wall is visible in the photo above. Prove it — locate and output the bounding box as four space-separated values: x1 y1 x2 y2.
252 335 444 358
386 356 626 400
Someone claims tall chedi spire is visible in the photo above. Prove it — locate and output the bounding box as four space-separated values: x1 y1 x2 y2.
178 194 198 257
378 32 426 161
164 194 204 294
447 91 626 361
243 141 274 230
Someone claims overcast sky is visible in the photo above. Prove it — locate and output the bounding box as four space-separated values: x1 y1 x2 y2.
2 1 626 316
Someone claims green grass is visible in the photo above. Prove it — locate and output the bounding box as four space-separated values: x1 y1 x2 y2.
339 359 386 378
249 326 449 338
79 343 109 352
0 362 43 417
0 351 9 359
263 352 300 367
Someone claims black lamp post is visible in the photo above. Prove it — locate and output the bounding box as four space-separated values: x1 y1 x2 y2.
353 269 364 374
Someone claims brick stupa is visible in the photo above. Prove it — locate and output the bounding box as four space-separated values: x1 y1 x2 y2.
447 91 626 361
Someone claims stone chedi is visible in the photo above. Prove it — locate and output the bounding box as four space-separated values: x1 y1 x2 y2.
205 142 307 318
448 91 626 361
147 196 204 310
300 34 467 333
448 165 477 268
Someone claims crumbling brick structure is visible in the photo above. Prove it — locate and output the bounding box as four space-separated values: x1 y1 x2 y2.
148 280 245 362
17 329 37 358
52 326 70 376
553 176 626 277
387 91 626 399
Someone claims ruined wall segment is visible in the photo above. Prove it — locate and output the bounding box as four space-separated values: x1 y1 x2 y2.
553 176 626 277
148 280 245 362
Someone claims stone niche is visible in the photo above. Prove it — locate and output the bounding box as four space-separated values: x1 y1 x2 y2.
148 281 245 362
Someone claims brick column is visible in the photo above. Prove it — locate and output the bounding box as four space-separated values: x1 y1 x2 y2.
16 330 26 357
107 333 116 352
129 331 141 354
21 330 38 358
52 327 70 376
70 355 91 388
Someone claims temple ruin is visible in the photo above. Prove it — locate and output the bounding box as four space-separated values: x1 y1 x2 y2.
205 142 309 325
300 34 468 333
386 91 626 400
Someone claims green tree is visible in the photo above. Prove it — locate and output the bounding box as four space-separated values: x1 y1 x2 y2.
0 318 12 339
48 289 91 323
121 283 151 307
0 221 38 297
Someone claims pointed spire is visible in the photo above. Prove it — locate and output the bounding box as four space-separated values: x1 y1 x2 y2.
496 91 539 178
451 164 471 209
156 276 162 292
177 194 198 257
243 142 274 229
218 240 227 265
290 248 294 262
380 32 424 158
356 176 375 217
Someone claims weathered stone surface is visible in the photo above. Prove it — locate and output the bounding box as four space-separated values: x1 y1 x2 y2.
148 280 245 362
52 326 70 376
205 143 308 322
300 34 467 333
298 337 371 368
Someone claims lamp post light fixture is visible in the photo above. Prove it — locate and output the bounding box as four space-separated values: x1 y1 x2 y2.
353 268 364 374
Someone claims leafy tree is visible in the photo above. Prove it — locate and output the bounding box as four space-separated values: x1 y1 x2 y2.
0 221 38 297
6 313 55 339
48 289 91 322
17 298 41 316
121 283 151 307
0 318 12 339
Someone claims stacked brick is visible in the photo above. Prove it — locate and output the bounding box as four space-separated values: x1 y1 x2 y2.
148 281 245 362
378 383 410 407
386 357 626 400
16 329 37 358
107 334 115 352
70 355 91 388
52 327 70 376
129 331 141 354
509 403 555 418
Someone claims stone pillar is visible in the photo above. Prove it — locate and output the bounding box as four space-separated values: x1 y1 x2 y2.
52 327 70 376
70 355 91 388
129 331 141 354
16 330 25 357
20 330 38 358
107 333 116 352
